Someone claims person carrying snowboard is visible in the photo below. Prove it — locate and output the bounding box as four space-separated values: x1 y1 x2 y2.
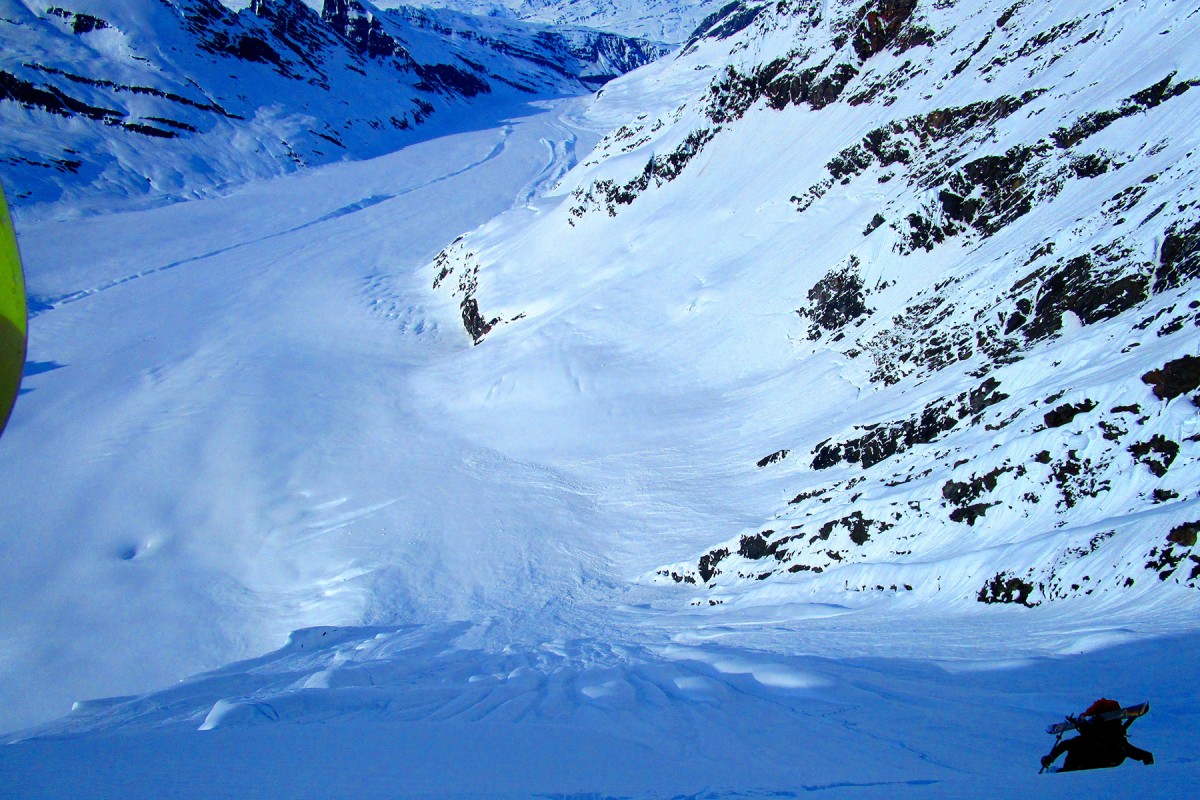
1041 698 1154 772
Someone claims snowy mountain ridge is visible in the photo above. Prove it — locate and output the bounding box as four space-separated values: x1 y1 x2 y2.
0 0 667 217
387 0 733 43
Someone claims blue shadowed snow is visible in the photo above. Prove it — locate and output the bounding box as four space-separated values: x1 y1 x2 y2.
21 361 63 377
2 625 1193 798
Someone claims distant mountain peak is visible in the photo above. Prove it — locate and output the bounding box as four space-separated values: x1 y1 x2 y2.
0 0 668 215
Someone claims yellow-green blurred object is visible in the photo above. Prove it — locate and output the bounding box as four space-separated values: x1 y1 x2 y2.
0 181 27 437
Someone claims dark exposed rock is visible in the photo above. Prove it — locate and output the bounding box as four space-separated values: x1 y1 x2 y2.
738 531 778 560
977 571 1039 607
1141 354 1200 401
698 548 730 582
443 253 500 344
460 297 498 344
25 64 238 117
0 69 122 122
706 54 862 123
1128 435 1180 478
414 63 490 97
1169 522 1200 548
949 502 998 526
0 153 82 174
1154 219 1200 292
233 33 284 65
182 0 323 81
932 143 1045 238
1043 400 1096 428
942 465 1014 505
814 511 892 545
1146 521 1200 586
851 0 919 61
143 115 199 132
1049 450 1110 508
706 58 786 123
47 7 110 34
1013 249 1151 343
794 92 1041 216
996 3 1020 27
698 0 928 125
798 258 871 339
1070 152 1112 179
789 486 829 504
121 121 177 138
756 449 790 468
867 256 1129 381
899 210 951 253
684 1 769 49
943 464 1019 524
1098 419 1127 442
1102 184 1147 218
812 378 1007 470
1051 72 1198 150
322 0 404 59
657 569 696 585
645 12 1199 605
569 128 719 220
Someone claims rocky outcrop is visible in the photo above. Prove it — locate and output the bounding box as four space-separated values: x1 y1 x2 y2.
46 7 110 34
1142 355 1200 403
797 259 871 341
810 378 1008 471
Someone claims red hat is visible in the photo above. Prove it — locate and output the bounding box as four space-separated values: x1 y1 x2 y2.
1084 698 1121 716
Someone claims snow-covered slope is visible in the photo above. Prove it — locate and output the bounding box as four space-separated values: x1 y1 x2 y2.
7 616 1199 798
432 0 1200 613
390 0 731 43
0 0 666 217
2 0 1200 796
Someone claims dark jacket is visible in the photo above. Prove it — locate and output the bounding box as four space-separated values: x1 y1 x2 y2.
1047 716 1153 771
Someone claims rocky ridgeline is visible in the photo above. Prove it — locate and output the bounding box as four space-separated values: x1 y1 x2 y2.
396 0 731 44
566 0 930 220
479 0 1200 608
0 0 666 209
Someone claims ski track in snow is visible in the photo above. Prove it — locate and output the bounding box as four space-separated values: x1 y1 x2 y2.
516 121 579 205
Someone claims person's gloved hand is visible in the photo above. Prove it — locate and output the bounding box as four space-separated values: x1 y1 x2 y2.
1041 755 1054 770
1143 754 1154 765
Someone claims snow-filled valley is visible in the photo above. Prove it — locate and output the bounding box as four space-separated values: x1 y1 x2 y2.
2 0 1200 797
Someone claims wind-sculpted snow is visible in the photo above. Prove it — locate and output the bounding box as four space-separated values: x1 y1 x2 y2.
0 0 666 217
430 0 1200 612
7 616 1200 797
